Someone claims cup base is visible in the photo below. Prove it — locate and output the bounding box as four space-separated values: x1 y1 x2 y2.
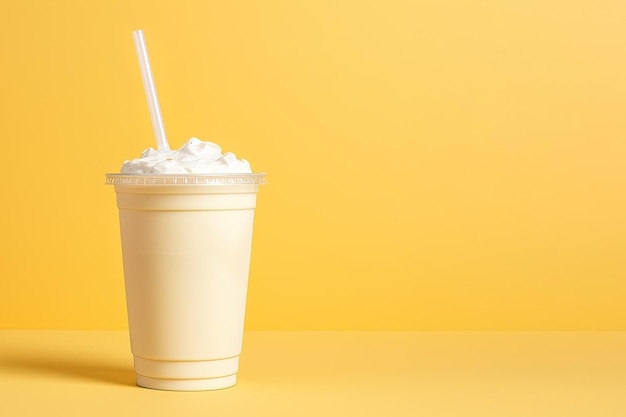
136 374 237 391
133 355 240 391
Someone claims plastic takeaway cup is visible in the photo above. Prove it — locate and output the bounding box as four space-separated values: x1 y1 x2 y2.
106 173 266 391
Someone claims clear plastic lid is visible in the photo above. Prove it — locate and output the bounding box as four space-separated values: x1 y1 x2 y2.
106 173 267 186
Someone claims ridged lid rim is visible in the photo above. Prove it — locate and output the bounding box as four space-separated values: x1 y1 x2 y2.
106 173 267 186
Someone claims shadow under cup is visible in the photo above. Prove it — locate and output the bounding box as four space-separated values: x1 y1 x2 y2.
106 173 266 391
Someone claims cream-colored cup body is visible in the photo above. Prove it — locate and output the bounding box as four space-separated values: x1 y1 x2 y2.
112 179 261 391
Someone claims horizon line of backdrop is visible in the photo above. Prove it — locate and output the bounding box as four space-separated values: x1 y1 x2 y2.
1 0 625 330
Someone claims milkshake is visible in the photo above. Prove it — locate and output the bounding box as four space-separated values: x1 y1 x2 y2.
107 138 265 390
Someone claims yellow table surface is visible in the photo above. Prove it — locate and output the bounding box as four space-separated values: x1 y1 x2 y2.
1 331 625 416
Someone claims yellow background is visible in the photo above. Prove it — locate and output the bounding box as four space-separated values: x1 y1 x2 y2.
1 0 625 330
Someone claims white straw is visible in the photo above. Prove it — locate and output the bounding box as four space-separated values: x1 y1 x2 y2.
132 30 170 151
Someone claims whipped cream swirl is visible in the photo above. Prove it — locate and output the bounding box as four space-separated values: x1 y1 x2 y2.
121 138 252 174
